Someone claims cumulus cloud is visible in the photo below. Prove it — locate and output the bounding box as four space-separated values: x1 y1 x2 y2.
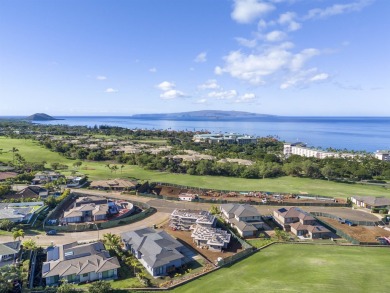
157 81 187 99
149 67 157 73
195 98 208 104
305 0 374 19
265 30 287 42
198 79 220 90
231 0 275 24
96 76 107 80
289 48 320 71
208 90 238 100
105 88 118 93
310 73 329 81
157 81 175 91
160 89 186 100
235 37 257 48
278 12 301 31
235 93 257 103
194 52 207 63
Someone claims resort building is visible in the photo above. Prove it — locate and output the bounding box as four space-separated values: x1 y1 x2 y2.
220 204 263 237
283 142 357 159
374 150 390 161
273 207 331 239
193 133 257 145
121 228 185 277
170 209 216 231
42 241 120 286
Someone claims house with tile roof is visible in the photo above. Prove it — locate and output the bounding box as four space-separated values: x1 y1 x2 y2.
273 207 331 239
351 196 390 210
121 228 185 277
220 204 264 237
16 186 48 199
42 241 120 286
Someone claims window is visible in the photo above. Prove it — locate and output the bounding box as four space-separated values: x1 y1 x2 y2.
82 273 88 278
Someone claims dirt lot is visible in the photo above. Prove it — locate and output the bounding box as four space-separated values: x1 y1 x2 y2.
154 185 346 205
161 223 243 264
318 217 390 243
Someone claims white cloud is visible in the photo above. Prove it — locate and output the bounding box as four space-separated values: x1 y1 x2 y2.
310 73 329 81
149 67 157 73
280 68 329 89
105 88 118 93
278 12 301 31
198 79 220 90
195 98 208 104
305 0 374 19
231 0 275 24
265 30 287 42
157 81 175 91
235 93 257 103
216 44 322 85
160 89 186 99
235 37 257 48
208 90 238 100
194 52 207 63
289 48 320 71
96 76 107 80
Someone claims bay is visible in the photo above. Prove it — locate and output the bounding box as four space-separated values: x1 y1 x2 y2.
35 116 390 152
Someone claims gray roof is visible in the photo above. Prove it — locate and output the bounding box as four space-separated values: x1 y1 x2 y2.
352 196 390 207
121 228 184 269
229 218 257 232
221 204 260 218
0 241 20 255
42 241 120 278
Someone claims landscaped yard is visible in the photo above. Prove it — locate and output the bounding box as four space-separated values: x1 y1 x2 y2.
173 244 390 293
1 138 389 198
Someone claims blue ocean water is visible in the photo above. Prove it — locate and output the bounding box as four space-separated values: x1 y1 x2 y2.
34 116 390 152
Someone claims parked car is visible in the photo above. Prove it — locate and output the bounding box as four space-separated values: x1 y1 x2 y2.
46 230 57 235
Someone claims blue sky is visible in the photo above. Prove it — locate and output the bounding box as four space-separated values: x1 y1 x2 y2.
0 0 389 116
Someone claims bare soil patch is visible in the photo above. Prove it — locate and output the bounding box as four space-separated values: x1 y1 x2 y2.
318 217 390 243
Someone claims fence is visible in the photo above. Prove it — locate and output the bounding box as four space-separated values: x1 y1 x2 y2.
310 211 381 226
313 217 360 244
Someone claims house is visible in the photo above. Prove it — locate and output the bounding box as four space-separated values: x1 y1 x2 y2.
374 150 390 161
273 207 331 239
191 225 230 252
351 196 390 210
90 179 137 191
220 204 263 237
170 209 216 231
31 171 63 185
0 202 41 223
63 203 109 223
42 241 120 286
16 186 48 198
0 172 18 181
178 193 198 202
121 228 185 277
66 176 86 187
0 241 21 262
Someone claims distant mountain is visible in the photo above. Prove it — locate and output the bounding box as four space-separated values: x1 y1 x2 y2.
25 113 60 121
131 110 275 121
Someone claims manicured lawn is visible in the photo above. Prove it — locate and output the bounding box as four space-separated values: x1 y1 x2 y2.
1 138 389 198
173 244 390 293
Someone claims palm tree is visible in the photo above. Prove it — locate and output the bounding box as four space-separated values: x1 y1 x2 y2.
12 229 25 241
126 257 141 276
120 165 125 174
10 147 19 164
103 233 121 251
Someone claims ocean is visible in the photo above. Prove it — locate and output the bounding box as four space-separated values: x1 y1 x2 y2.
34 116 390 153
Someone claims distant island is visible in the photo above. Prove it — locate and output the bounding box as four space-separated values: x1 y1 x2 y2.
131 110 275 121
25 113 61 121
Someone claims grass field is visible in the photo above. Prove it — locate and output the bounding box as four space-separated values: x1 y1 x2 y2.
173 244 390 293
1 137 389 198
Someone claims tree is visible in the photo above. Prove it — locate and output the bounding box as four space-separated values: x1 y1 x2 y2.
0 265 21 293
120 164 125 174
73 161 82 169
22 239 38 250
57 280 78 293
88 280 112 293
103 233 121 252
126 256 141 276
0 219 15 231
209 205 219 215
10 147 19 164
12 229 25 241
